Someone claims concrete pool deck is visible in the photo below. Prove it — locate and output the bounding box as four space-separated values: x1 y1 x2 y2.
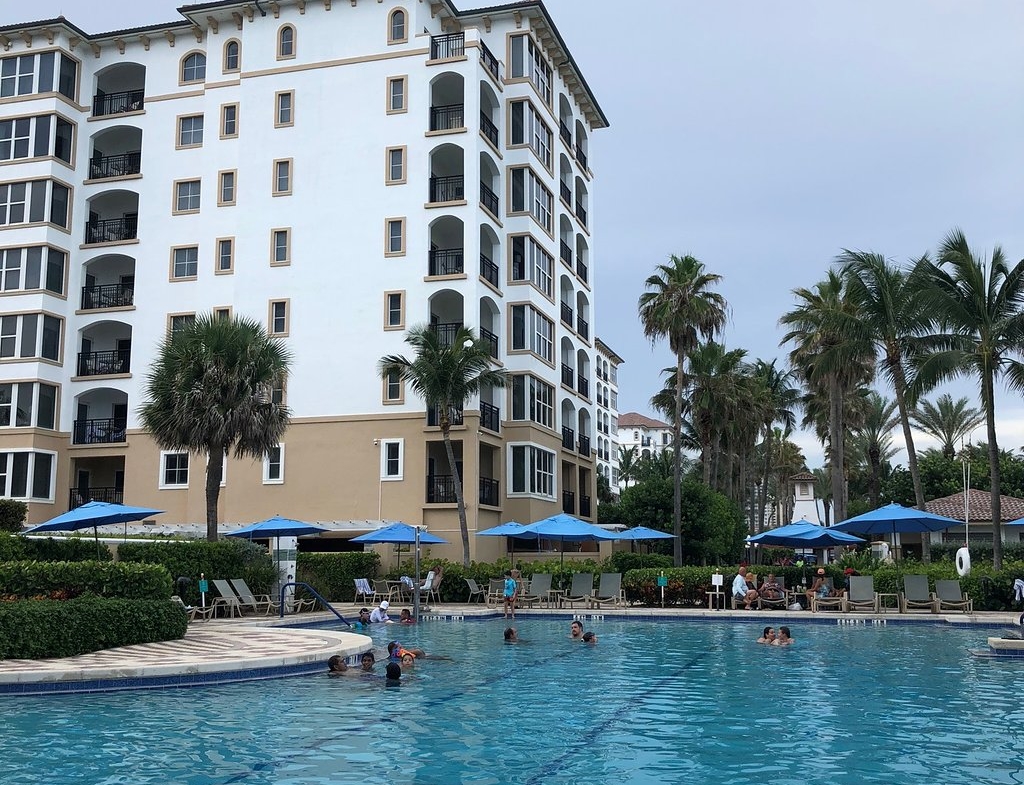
2 602 1020 695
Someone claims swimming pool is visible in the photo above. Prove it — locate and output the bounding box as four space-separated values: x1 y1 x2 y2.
4 619 1024 784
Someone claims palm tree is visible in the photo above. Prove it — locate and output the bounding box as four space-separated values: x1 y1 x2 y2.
617 445 640 489
916 229 1024 570
686 342 749 489
751 360 798 532
638 255 727 565
848 392 899 509
139 314 291 541
378 324 508 567
912 394 984 459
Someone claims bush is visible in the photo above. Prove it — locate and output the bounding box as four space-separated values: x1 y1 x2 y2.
930 542 1024 564
0 499 27 533
0 596 187 659
0 532 112 562
606 550 673 574
0 560 172 600
118 539 276 606
295 552 381 602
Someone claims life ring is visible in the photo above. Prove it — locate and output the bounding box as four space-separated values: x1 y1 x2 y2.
956 547 971 577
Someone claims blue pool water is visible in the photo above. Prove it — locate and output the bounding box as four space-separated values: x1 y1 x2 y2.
5 619 1024 784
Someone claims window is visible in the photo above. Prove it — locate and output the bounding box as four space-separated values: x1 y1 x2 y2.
384 291 405 330
0 52 75 101
271 228 291 266
0 115 73 164
509 34 552 105
218 170 236 206
160 451 189 488
388 9 407 44
510 167 553 232
177 115 204 148
0 179 69 229
510 374 554 429
214 307 231 321
0 313 61 361
271 375 286 406
174 179 201 213
0 55 35 98
386 76 407 114
510 444 555 497
510 304 553 362
381 439 404 479
272 159 292 195
181 52 206 84
216 237 234 274
220 103 238 138
383 369 403 403
224 40 241 72
0 451 54 500
0 247 65 294
168 313 196 335
0 382 57 429
510 235 553 297
171 246 199 280
263 445 284 484
269 299 289 335
385 146 406 185
510 100 553 169
384 218 405 257
275 91 294 127
278 25 296 59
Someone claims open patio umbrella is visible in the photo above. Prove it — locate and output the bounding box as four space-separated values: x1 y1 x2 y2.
352 523 448 620
830 502 962 558
226 515 328 539
476 521 536 566
617 525 676 566
23 500 164 558
511 513 618 567
746 520 865 548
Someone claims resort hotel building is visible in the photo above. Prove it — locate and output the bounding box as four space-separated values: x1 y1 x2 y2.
0 0 608 562
593 337 622 494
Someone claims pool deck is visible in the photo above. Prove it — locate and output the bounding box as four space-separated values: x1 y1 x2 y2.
2 602 1020 695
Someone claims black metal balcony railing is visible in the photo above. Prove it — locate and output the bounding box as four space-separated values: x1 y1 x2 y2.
562 426 575 451
430 321 463 347
575 202 588 227
429 175 464 203
580 495 592 518
559 180 572 204
429 248 465 276
577 374 590 398
73 417 127 445
430 32 465 60
578 434 591 458
77 348 131 377
577 315 589 341
560 301 573 326
480 181 499 216
89 151 141 180
576 145 588 169
562 489 575 515
85 216 138 244
430 103 464 131
480 400 500 433
427 474 457 503
479 327 499 360
427 404 464 428
69 486 124 509
577 258 588 283
480 111 498 147
560 239 572 266
81 283 134 310
561 363 574 388
92 89 144 117
559 122 572 146
480 253 499 288
479 476 499 506
479 39 499 81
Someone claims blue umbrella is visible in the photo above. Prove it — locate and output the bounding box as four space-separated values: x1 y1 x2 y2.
746 521 865 548
476 521 536 566
351 522 447 545
512 513 618 567
617 526 675 541
23 500 164 558
226 515 328 539
831 502 962 559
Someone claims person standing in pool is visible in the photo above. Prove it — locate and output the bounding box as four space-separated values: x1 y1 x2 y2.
503 570 518 619
773 626 794 646
568 620 584 640
582 631 598 644
327 655 348 675
352 608 373 629
370 600 393 623
757 627 775 644
504 627 519 643
385 662 402 686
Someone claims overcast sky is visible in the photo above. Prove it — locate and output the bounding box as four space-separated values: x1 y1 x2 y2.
9 0 1024 468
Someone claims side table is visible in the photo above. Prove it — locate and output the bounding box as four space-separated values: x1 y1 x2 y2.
706 589 726 610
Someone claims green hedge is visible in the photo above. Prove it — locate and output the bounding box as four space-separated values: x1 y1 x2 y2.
295 552 381 602
930 542 1024 564
0 596 187 659
118 539 277 606
0 532 113 562
0 560 172 600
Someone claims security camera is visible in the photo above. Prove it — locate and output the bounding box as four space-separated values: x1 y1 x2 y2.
373 439 379 446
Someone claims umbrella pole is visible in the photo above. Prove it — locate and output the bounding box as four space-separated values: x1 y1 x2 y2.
413 527 421 621
94 524 101 560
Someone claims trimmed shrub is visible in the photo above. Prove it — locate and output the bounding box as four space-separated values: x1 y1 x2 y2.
0 532 112 562
0 499 27 533
118 539 277 606
295 552 381 602
930 542 1024 564
0 560 172 600
0 596 187 659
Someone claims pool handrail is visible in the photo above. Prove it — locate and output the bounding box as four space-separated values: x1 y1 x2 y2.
278 582 351 626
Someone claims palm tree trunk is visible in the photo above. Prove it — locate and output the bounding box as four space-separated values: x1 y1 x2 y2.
441 425 471 568
891 365 928 559
758 426 773 533
829 376 847 523
983 371 1002 570
205 446 223 542
868 445 880 509
672 352 684 566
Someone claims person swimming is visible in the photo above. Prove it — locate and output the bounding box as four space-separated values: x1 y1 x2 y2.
504 627 519 643
568 620 584 640
582 631 598 644
757 626 775 644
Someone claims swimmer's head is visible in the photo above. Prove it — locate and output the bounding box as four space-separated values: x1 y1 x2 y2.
582 631 597 644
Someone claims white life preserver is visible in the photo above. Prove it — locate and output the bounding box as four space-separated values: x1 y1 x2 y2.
956 547 971 577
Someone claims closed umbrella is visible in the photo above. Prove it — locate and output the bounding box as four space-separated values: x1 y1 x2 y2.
23 500 164 558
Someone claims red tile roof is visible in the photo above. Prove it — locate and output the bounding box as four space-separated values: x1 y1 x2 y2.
618 412 671 429
924 488 1024 523
790 471 817 481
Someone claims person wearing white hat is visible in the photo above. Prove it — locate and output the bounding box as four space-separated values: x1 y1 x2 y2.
369 600 393 624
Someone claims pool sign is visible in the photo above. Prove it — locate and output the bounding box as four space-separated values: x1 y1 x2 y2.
198 579 209 594
656 575 668 587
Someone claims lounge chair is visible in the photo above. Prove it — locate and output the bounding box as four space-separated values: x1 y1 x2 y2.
757 576 788 610
589 572 623 608
900 575 937 613
563 573 595 608
935 579 973 613
520 573 552 607
417 570 441 605
846 575 879 613
353 578 375 604
731 573 758 609
465 578 486 603
373 579 399 603
230 578 280 615
487 578 505 606
811 579 846 612
211 579 244 617
171 595 215 622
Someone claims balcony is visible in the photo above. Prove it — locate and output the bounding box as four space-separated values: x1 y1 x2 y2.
430 321 463 347
427 403 464 427
429 248 464 276
73 417 127 445
430 32 465 60
560 240 572 267
579 495 592 518
77 349 130 377
89 151 141 180
479 327 499 360
480 181 498 216
559 122 572 147
430 103 465 132
561 426 575 451
560 301 573 327
92 89 144 118
560 180 572 205
427 474 457 503
562 489 575 515
578 434 591 458
69 486 123 509
575 145 588 170
429 175 464 203
480 476 500 506
480 400 500 432
577 315 589 341
85 216 137 245
480 111 498 147
81 282 134 310
577 374 589 398
479 39 499 81
561 363 574 388
576 258 588 284
480 252 499 288
575 202 588 227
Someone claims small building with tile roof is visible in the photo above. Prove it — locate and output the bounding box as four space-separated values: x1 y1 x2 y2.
923 489 1024 545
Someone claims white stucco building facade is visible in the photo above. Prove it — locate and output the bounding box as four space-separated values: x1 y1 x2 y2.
594 337 622 491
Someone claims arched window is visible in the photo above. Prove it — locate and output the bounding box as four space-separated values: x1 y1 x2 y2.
388 9 407 44
224 40 240 72
181 52 206 84
278 25 296 59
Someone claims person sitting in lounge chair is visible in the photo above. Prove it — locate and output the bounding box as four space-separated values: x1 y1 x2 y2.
732 567 759 610
759 574 784 602
805 568 836 607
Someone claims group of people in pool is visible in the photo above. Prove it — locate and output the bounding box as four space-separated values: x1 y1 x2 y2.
756 626 794 645
327 640 449 685
502 619 598 644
